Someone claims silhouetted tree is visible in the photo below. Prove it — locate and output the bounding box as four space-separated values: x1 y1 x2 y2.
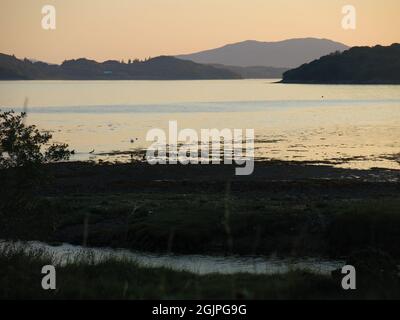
0 111 73 203
0 110 72 224
0 110 71 169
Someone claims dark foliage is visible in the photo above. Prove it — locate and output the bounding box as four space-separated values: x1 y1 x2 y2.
0 110 70 169
282 44 400 84
0 54 241 80
0 110 71 235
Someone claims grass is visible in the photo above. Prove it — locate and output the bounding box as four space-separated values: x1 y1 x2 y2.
1 175 400 300
1 246 399 300
2 192 400 260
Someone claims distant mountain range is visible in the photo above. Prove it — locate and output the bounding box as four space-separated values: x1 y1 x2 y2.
0 54 240 80
176 38 349 68
211 64 289 79
5 38 379 81
282 44 400 84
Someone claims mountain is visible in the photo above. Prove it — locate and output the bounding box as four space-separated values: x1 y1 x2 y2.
211 64 290 79
0 54 241 80
176 38 349 68
282 44 400 84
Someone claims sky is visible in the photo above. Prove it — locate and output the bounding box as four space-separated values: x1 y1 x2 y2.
0 0 399 64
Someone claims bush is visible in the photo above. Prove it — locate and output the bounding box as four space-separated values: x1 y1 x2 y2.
0 109 72 238
0 110 71 170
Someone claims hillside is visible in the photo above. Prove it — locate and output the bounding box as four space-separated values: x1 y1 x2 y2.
211 64 289 79
282 44 400 84
0 54 241 80
176 38 349 68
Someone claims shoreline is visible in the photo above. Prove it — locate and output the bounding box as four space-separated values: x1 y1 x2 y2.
1 239 398 300
1 160 399 299
2 160 399 260
1 240 345 276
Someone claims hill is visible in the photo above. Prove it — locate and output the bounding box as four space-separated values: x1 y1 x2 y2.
282 44 400 84
176 38 349 68
211 64 289 79
0 54 241 80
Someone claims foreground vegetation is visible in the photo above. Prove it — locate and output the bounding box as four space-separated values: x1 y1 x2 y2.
2 191 400 260
1 247 399 300
1 109 400 299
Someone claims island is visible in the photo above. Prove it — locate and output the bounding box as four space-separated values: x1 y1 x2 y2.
281 43 400 84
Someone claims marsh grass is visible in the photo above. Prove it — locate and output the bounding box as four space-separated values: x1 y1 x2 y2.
0 244 354 300
1 183 400 299
1 244 399 300
2 193 400 260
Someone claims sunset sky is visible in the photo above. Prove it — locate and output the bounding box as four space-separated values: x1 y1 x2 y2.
1 0 399 64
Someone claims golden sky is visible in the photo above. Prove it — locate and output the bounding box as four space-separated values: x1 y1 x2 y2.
1 0 399 63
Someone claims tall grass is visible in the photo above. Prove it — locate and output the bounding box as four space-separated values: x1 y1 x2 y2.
0 244 346 300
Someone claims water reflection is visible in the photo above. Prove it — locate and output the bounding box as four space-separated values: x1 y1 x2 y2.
0 80 399 169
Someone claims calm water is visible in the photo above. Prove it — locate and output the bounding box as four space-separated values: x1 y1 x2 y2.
0 79 399 169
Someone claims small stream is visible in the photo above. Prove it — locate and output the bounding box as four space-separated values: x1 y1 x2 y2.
1 240 345 275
